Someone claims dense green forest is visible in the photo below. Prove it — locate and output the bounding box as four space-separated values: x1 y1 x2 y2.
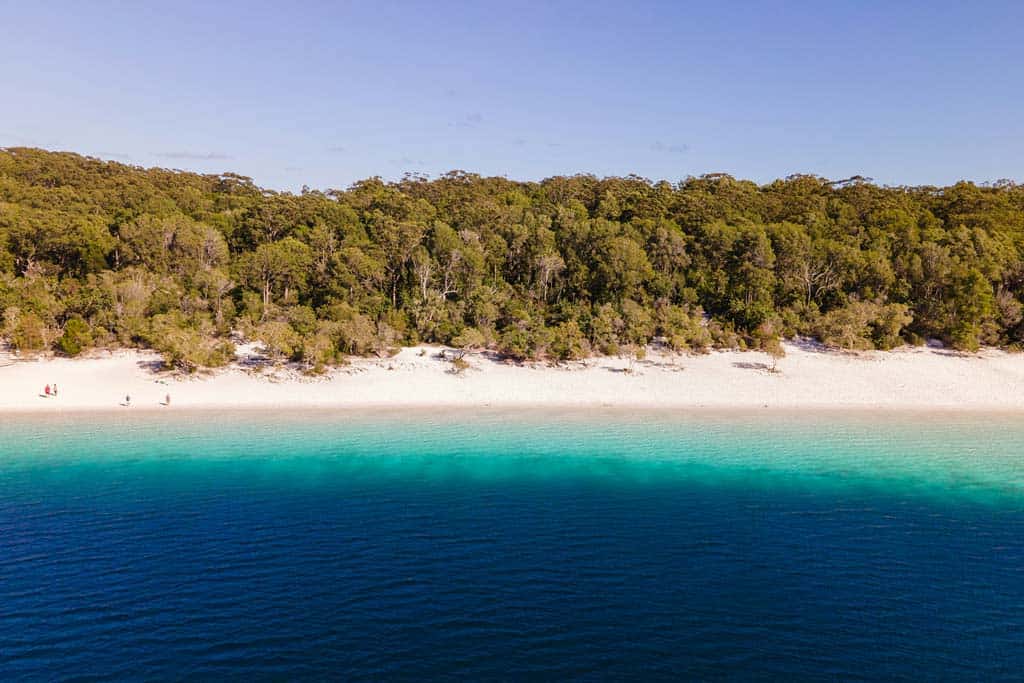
2 147 1023 370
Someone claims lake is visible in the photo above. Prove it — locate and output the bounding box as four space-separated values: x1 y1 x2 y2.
1 409 1022 679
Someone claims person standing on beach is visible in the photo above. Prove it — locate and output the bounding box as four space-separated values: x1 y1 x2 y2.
125 394 131 406
53 384 58 397
165 393 171 407
44 384 50 397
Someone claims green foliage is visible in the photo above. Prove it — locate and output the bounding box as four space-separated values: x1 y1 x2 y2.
239 238 313 317
753 321 786 371
2 148 1023 368
255 321 302 361
872 303 913 350
656 303 712 352
590 303 623 354
498 326 531 360
549 321 590 361
4 307 49 352
815 301 913 351
452 326 486 351
146 313 235 372
449 356 471 374
764 337 785 372
301 321 339 369
334 309 377 355
57 316 92 356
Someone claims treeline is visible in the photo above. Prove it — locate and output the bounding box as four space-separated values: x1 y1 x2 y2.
2 147 1023 370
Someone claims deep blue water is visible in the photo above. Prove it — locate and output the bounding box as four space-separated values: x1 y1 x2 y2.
1 410 1023 680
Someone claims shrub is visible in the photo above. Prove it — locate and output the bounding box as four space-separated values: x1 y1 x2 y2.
57 317 93 356
549 321 590 361
815 302 912 351
449 356 471 374
452 327 486 352
5 309 49 352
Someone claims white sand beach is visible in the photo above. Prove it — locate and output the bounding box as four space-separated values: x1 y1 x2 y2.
2 341 1024 413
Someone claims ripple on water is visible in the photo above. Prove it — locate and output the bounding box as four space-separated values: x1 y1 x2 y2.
1 411 1023 679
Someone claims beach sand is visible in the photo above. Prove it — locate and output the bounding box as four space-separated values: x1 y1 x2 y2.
2 341 1024 414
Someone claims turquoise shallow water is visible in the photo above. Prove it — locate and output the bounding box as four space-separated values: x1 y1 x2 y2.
1 409 1023 679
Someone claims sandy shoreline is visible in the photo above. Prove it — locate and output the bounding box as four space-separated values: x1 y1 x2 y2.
2 341 1024 415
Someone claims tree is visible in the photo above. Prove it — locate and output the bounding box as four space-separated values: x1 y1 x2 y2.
590 304 623 355
301 321 339 371
622 342 647 373
726 226 776 329
338 316 375 355
57 317 93 356
118 214 227 276
872 303 912 350
239 238 312 318
146 313 235 372
452 327 486 355
534 252 565 302
949 268 994 351
254 321 302 361
753 321 785 372
2 146 1024 371
4 308 49 352
593 235 655 302
5 208 113 278
815 301 912 351
549 321 590 361
764 337 785 372
366 212 428 308
815 304 875 350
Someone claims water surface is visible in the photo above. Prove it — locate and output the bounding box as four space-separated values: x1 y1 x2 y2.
1 410 1022 679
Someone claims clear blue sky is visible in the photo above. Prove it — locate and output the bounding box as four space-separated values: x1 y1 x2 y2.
1 1 1021 191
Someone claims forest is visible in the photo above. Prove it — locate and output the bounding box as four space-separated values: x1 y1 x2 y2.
2 147 1023 371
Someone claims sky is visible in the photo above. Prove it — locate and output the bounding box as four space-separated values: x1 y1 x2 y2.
1 0 1022 191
